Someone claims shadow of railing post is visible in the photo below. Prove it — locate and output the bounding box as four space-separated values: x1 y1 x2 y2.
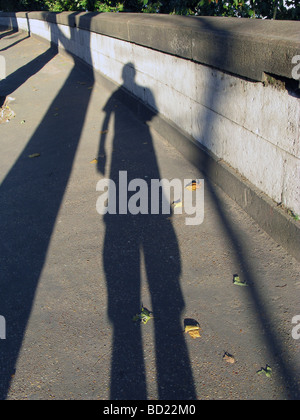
193 17 300 400
0 12 18 37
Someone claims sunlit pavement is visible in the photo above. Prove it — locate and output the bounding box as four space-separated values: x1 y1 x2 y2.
0 30 299 400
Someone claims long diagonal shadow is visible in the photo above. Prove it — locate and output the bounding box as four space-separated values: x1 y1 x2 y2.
190 18 300 400
98 63 197 400
0 27 19 40
0 45 58 107
0 33 30 52
0 12 95 400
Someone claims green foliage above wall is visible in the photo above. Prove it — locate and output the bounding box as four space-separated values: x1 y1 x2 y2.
0 0 299 20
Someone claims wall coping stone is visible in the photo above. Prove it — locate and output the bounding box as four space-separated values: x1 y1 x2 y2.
1 11 299 81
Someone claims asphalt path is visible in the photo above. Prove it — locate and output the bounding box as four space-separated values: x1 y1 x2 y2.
0 30 299 400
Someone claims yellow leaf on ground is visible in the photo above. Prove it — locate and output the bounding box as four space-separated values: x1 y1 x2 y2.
223 353 235 364
184 323 201 338
188 329 201 339
184 325 200 333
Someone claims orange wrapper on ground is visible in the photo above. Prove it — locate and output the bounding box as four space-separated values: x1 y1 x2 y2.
185 180 201 191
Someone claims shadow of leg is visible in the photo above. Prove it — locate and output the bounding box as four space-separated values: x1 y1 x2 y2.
104 218 147 400
144 217 197 400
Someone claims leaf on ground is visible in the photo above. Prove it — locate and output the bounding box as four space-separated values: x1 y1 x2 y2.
28 153 41 158
0 106 16 124
0 97 16 124
184 321 201 338
223 352 235 364
257 365 272 378
90 158 98 164
133 306 153 325
233 274 248 287
187 329 201 339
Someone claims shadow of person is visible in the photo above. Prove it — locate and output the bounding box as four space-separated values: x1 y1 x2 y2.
98 63 196 400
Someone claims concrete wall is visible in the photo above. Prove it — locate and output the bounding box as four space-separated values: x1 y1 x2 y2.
1 11 300 258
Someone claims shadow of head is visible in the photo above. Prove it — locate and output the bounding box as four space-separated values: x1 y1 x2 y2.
122 62 136 86
121 62 157 123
